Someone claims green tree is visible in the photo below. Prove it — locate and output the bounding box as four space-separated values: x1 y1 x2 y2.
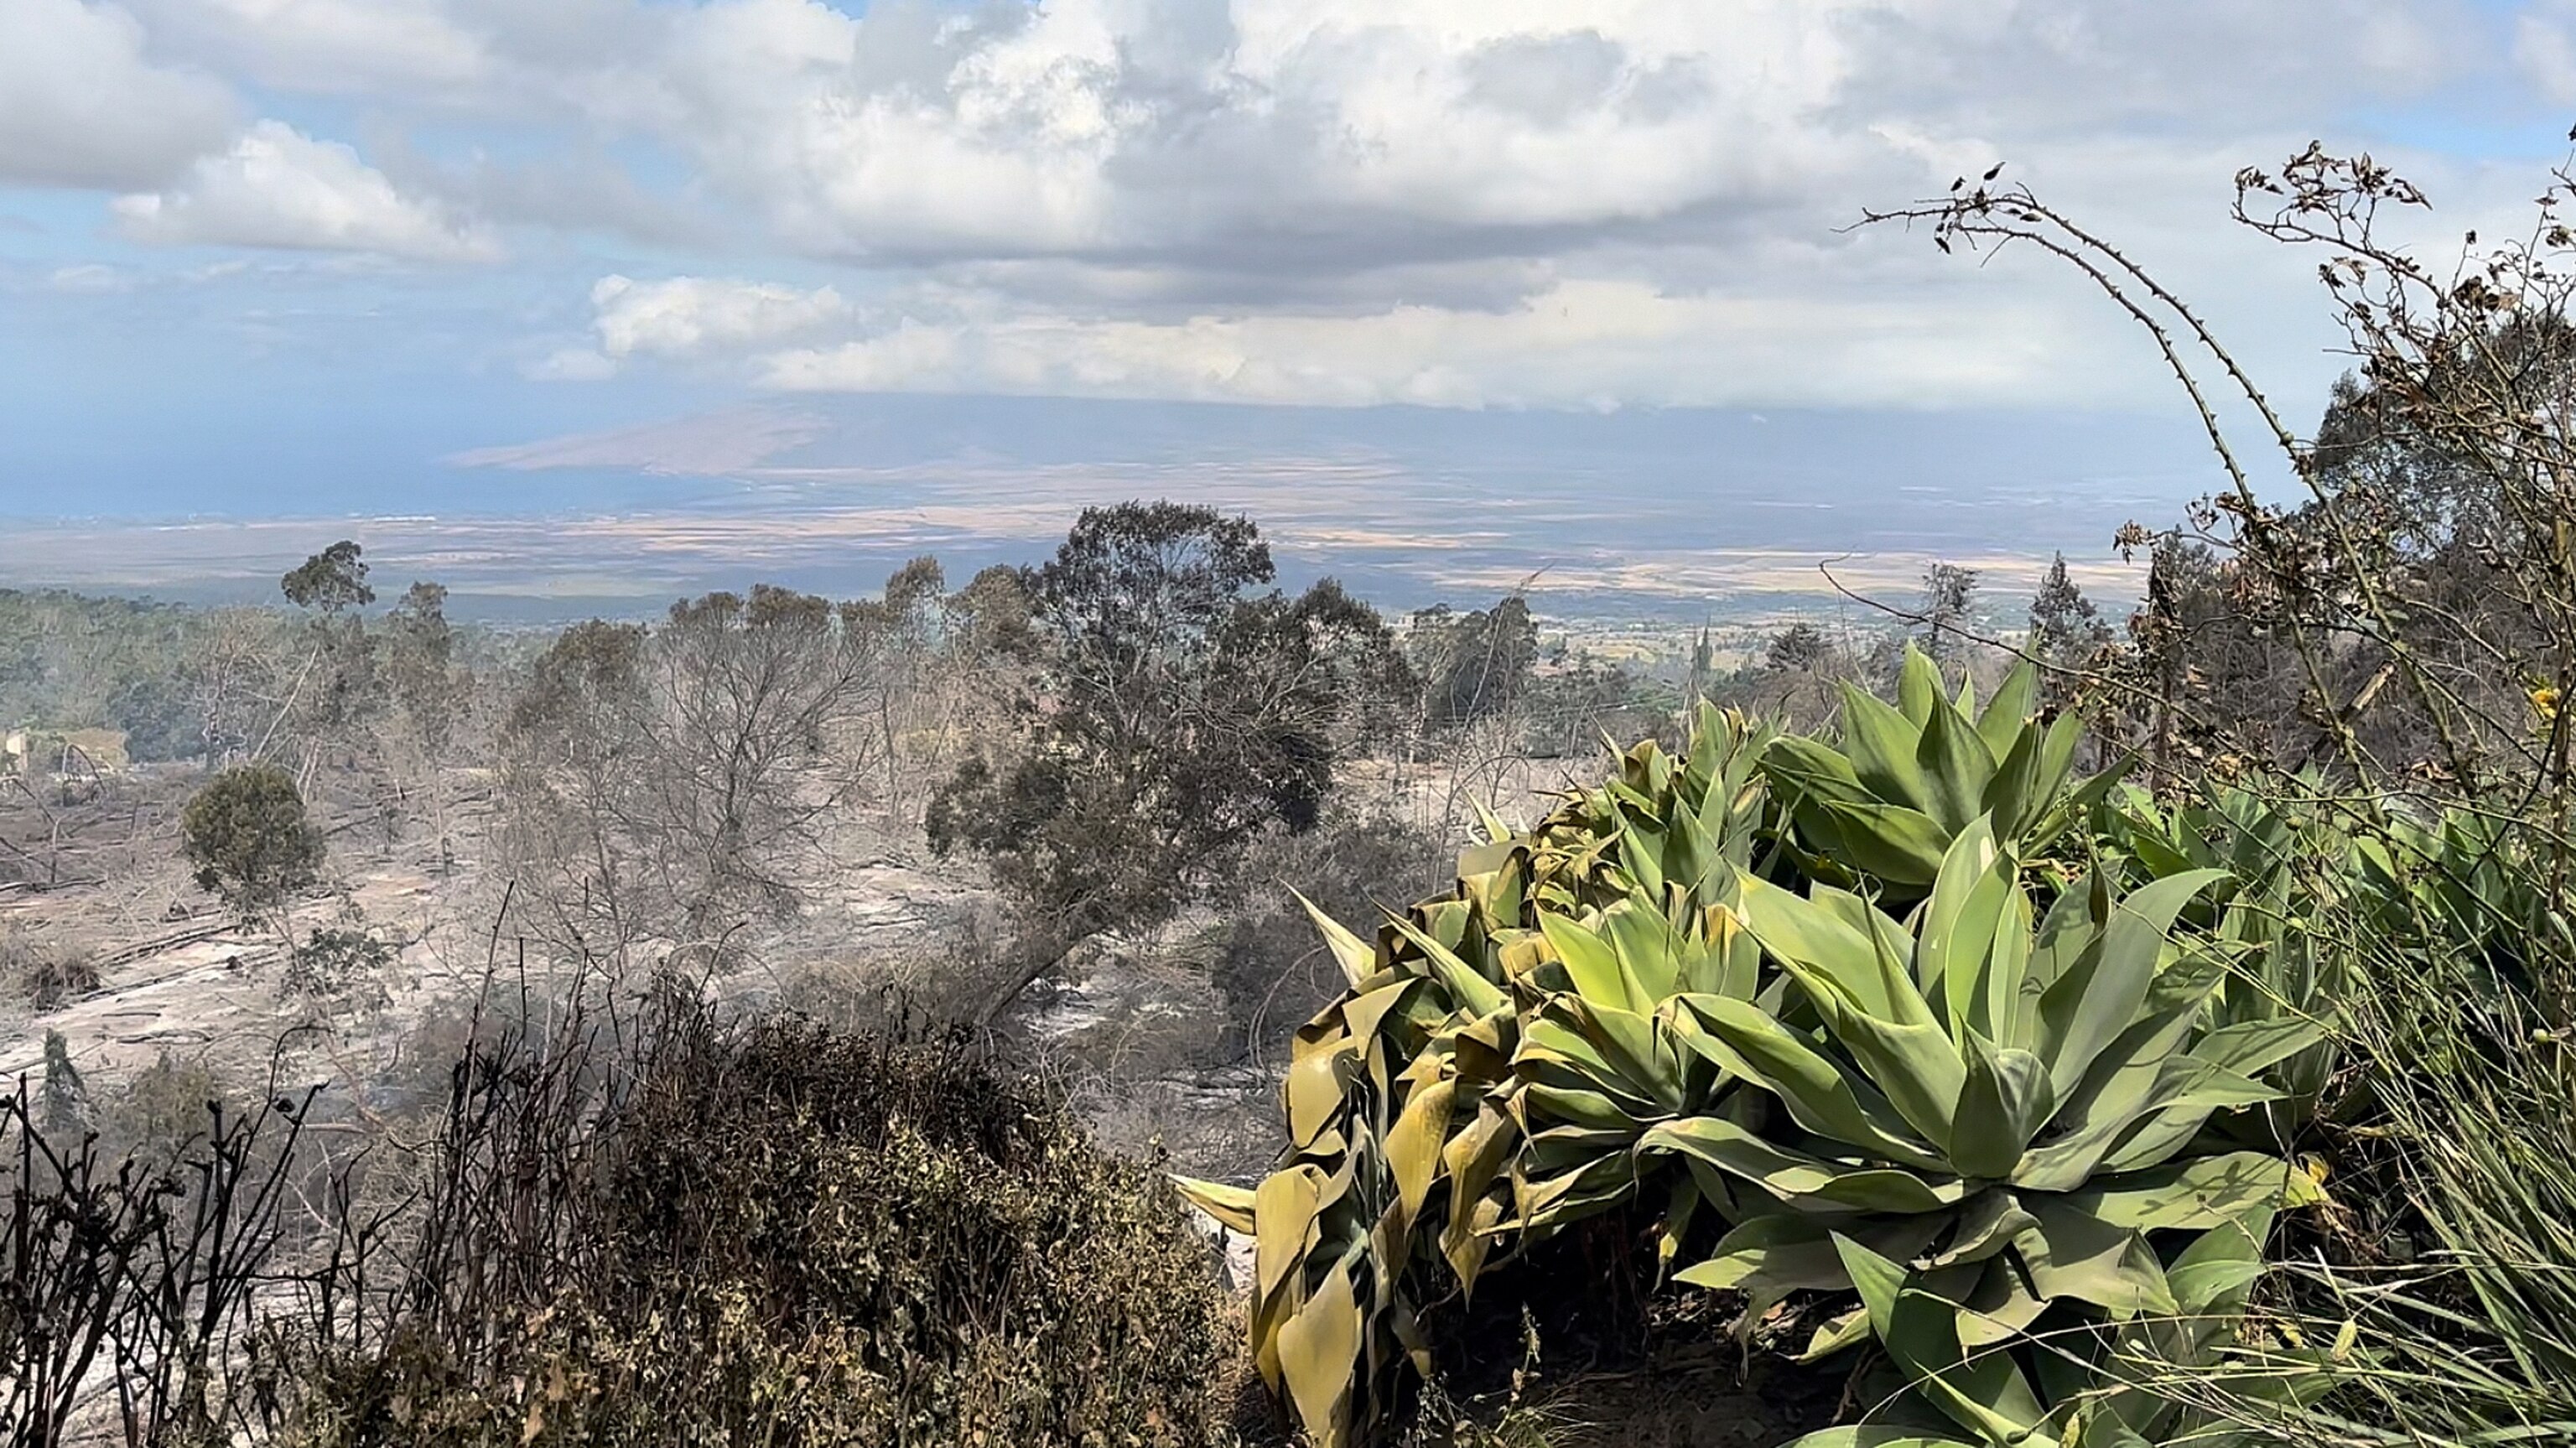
1916 558 1981 665
382 580 461 759
2028 550 2114 687
1763 620 1833 673
279 541 374 614
180 763 324 926
1407 596 1538 727
929 501 1409 1019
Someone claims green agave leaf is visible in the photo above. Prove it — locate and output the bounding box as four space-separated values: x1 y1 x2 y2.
1918 818 2016 1040
1801 797 1955 886
1766 734 1881 807
1980 723 2049 850
1841 682 1937 815
1669 992 1948 1172
1641 1116 1963 1214
1916 693 1998 834
1606 898 1688 1004
2189 1016 2329 1080
1385 912 1510 1018
1898 646 1946 727
2073 1151 2319 1233
1734 874 1967 1150
1835 1234 2052 1445
1950 1031 2056 1180
2018 1200 2178 1319
1788 1430 1981 1448
2034 869 2230 1098
1952 1253 2052 1349
1675 1213 1856 1318
1976 662 2038 760
1539 911 1638 1013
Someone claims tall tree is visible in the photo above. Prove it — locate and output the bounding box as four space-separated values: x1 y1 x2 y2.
1916 560 1981 667
928 501 1409 1020
500 589 886 970
2028 553 2112 674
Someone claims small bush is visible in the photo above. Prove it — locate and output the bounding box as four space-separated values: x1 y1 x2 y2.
180 762 324 922
282 926 397 1013
1 922 99 1009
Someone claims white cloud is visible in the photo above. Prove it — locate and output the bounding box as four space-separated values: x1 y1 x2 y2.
750 278 2131 411
47 263 135 293
131 0 491 92
111 121 501 261
0 0 238 189
8 0 2541 414
589 274 851 361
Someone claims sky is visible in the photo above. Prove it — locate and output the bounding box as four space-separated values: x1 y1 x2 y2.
5 0 2576 617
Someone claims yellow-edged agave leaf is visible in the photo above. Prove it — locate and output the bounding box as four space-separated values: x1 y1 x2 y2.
1384 1076 1457 1230
1276 1255 1363 1448
1296 887 1380 988
1171 1175 1257 1235
1441 1102 1517 1283
1286 1040 1358 1148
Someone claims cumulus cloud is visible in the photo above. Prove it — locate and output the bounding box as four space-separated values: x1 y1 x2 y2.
10 0 2542 412
111 121 501 262
589 274 850 361
0 0 238 189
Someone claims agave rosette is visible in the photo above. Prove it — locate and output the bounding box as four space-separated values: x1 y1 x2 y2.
1661 817 2325 1445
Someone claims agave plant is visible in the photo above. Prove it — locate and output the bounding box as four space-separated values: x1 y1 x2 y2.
1176 708 1783 1448
1661 818 2327 1445
1763 648 2126 896
2103 781 2347 1134
1182 675 2329 1448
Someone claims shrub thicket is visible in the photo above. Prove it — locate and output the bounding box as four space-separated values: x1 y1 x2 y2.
3 989 1241 1448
